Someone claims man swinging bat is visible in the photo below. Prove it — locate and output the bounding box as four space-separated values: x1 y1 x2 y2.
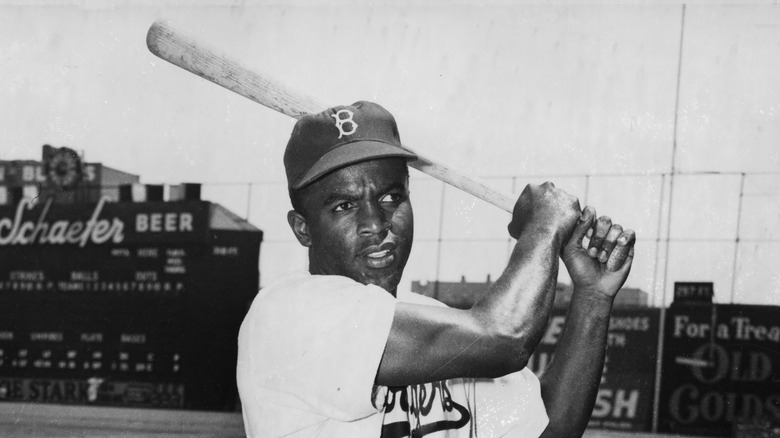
236 101 636 437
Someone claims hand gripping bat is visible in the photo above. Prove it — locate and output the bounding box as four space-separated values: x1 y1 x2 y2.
146 19 515 213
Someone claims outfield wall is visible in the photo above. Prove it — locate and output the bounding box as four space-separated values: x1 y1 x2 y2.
529 304 780 436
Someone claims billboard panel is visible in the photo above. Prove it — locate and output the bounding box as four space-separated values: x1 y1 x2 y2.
528 308 660 432
658 304 780 436
0 200 262 411
0 198 210 247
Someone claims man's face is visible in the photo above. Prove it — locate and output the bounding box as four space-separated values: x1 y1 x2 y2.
289 158 414 295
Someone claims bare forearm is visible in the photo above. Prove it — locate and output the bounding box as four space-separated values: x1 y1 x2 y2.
471 228 564 372
377 183 581 385
377 231 565 385
539 289 614 438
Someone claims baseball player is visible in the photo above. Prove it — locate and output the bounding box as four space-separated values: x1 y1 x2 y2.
237 101 636 437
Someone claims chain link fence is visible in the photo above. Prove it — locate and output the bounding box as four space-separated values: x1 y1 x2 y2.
201 171 780 308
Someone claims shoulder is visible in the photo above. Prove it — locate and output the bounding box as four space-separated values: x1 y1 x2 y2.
261 271 394 303
243 272 397 323
238 271 399 354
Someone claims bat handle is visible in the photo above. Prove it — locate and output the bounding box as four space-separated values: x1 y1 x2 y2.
408 152 515 213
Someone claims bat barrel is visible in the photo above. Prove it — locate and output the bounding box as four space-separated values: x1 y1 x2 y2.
146 19 517 213
147 19 323 118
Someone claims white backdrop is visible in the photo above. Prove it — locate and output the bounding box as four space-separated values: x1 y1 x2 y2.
2 0 779 305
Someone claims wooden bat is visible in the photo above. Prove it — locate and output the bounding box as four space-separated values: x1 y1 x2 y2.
146 19 516 213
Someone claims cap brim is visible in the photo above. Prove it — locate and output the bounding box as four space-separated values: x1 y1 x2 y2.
292 140 417 189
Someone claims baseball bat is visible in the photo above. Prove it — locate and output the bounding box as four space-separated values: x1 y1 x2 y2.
146 19 516 213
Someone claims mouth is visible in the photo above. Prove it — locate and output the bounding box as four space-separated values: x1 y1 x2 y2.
360 242 397 269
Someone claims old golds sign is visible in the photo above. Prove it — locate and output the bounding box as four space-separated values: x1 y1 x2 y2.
0 198 208 246
658 305 780 436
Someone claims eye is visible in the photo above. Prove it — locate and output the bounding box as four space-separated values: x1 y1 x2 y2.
380 192 403 204
333 202 354 212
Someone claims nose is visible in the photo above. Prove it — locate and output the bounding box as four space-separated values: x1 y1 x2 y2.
357 201 391 237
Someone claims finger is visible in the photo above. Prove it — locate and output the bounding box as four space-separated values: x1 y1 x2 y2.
587 216 612 258
617 245 635 275
598 224 624 263
567 206 596 249
606 229 636 272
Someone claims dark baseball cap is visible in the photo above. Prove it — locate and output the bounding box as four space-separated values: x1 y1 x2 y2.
283 101 417 189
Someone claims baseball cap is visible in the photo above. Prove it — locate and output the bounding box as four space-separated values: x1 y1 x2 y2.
284 101 417 189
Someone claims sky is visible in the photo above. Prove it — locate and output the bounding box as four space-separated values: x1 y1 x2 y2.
2 0 780 306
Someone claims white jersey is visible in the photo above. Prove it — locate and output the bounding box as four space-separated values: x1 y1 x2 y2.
237 272 549 437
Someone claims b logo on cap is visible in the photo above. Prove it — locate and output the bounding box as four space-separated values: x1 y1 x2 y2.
332 110 358 138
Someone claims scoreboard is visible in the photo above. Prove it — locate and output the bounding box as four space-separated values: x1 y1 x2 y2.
0 197 262 411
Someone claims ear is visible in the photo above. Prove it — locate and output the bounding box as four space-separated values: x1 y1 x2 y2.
287 210 312 247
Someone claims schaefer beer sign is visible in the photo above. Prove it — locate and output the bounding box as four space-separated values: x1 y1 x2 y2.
0 198 208 246
658 304 780 436
0 198 122 247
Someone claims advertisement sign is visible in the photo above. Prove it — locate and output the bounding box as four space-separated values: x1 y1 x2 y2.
0 377 184 408
0 161 101 187
528 308 660 432
674 282 714 305
0 198 210 247
658 304 780 436
0 200 263 411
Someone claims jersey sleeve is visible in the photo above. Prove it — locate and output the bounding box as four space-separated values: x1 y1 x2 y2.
238 273 397 422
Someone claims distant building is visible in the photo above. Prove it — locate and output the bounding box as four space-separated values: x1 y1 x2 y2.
412 277 648 309
412 276 493 309
552 286 649 308
0 149 140 206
